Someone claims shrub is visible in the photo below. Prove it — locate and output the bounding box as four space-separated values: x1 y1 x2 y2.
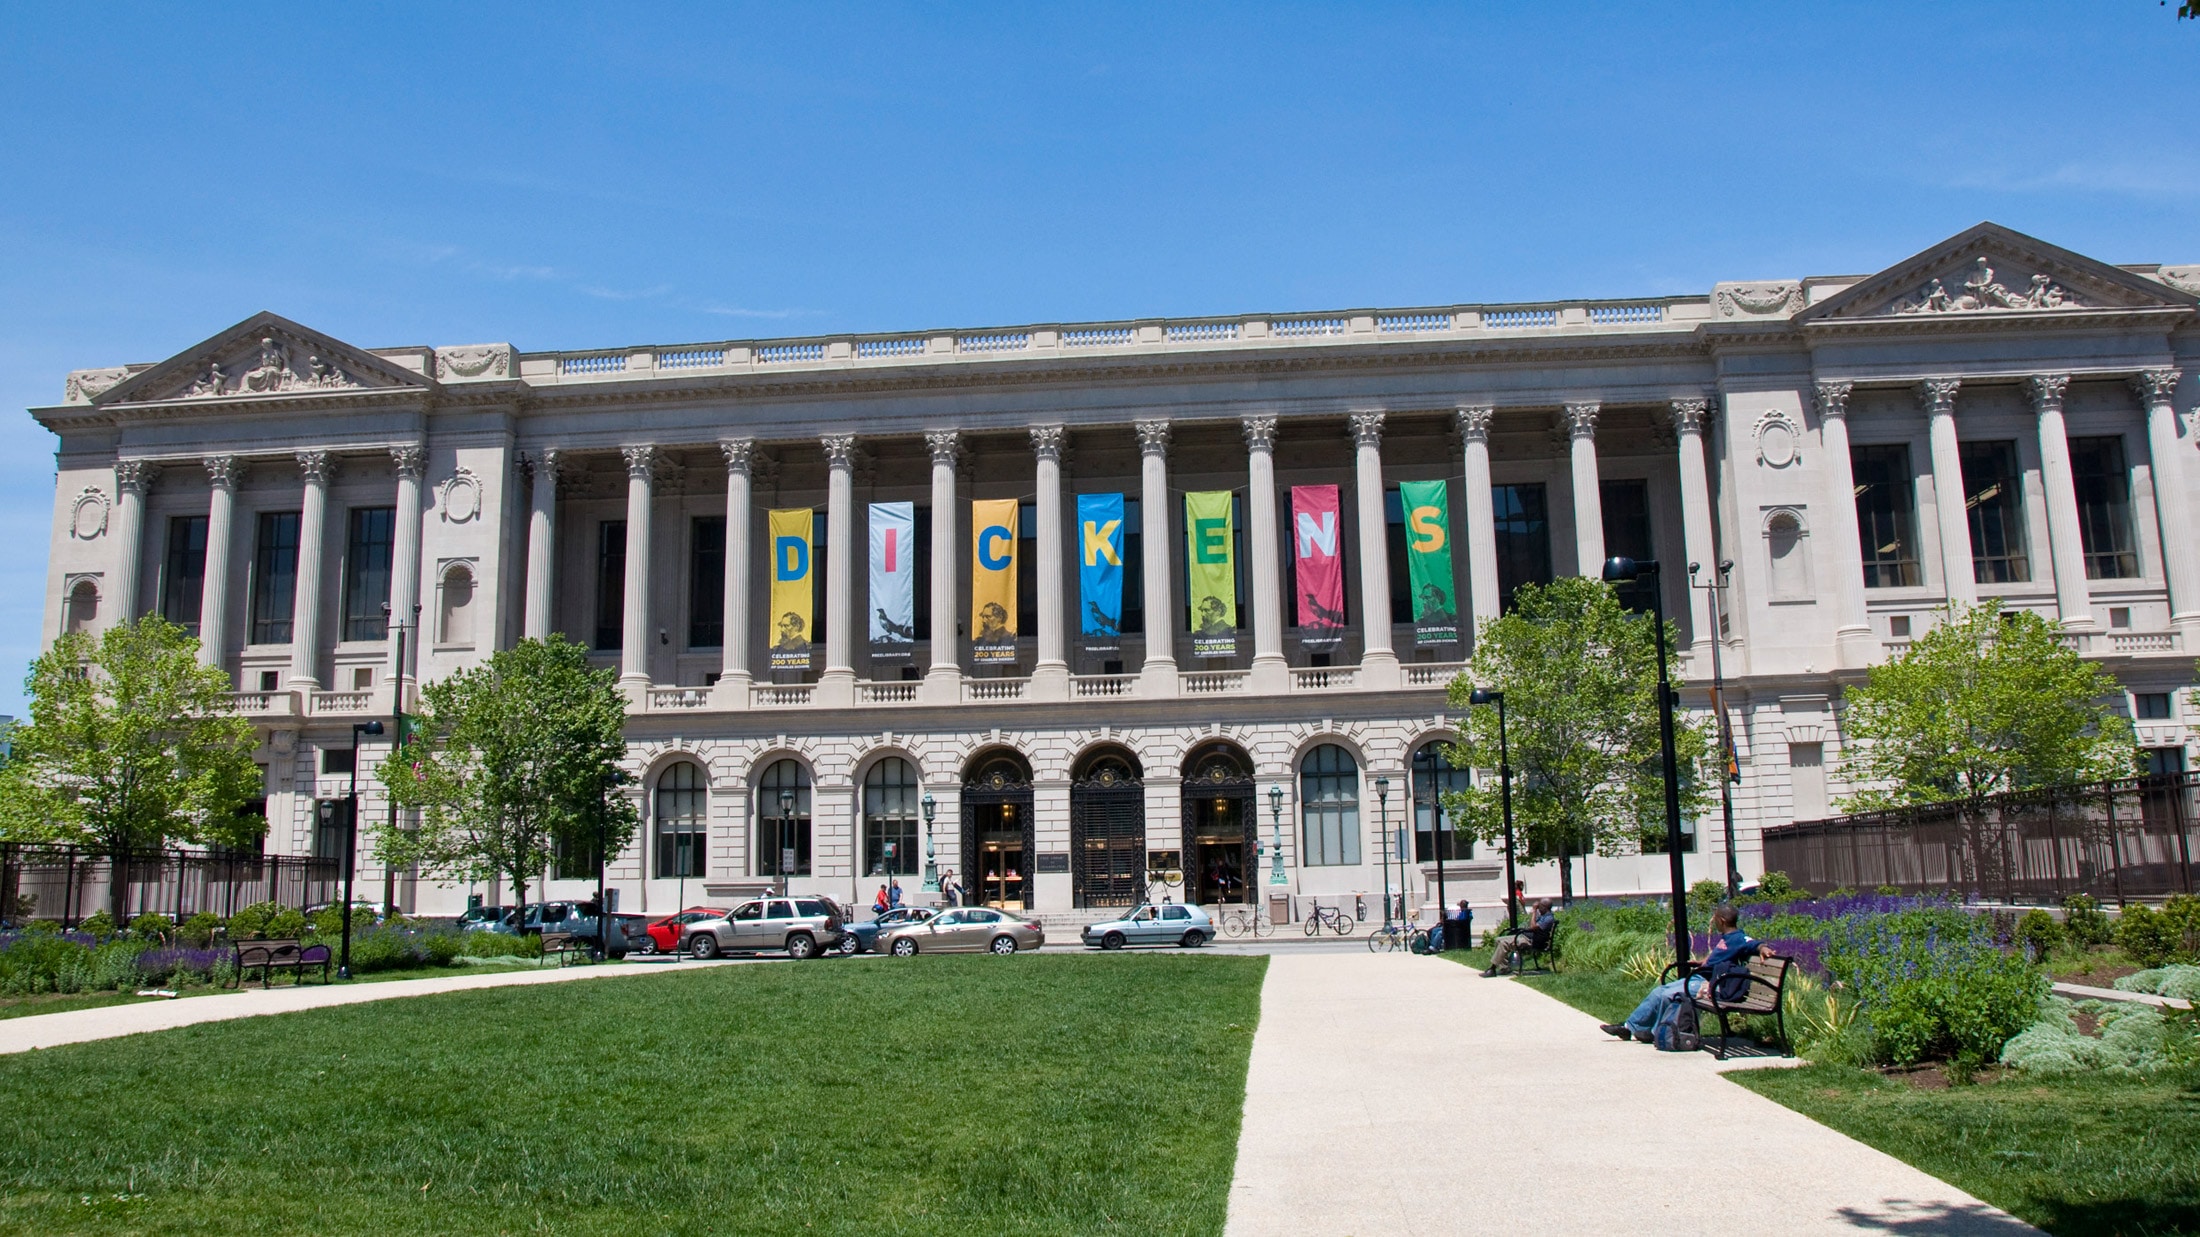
1825 907 2046 1069
2164 894 2200 960
176 912 223 948
2117 904 2182 968
2062 893 2112 948
2115 964 2200 1002
264 909 307 940
227 901 283 940
133 945 227 985
1875 885 1902 897
1756 871 1797 900
2003 998 2181 1076
461 931 539 959
312 906 348 939
2014 908 2064 962
0 933 94 995
1686 879 1726 925
77 910 116 938
1559 928 1663 974
128 913 173 943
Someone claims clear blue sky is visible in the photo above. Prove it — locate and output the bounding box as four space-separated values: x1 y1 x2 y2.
1 3 2193 714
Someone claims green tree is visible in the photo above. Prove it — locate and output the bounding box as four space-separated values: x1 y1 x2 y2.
1442 577 1710 902
376 637 638 917
1837 602 2132 811
0 618 262 918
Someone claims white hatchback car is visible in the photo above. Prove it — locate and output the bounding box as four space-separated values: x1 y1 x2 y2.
1080 903 1216 950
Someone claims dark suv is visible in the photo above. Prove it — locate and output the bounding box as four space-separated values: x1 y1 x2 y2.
682 897 848 960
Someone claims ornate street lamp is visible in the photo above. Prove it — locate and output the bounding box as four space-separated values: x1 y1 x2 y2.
921 793 939 892
776 788 795 895
1267 784 1286 886
1603 555 1691 975
1689 559 1742 898
1374 776 1392 930
341 719 384 980
599 767 632 960
1468 687 1518 935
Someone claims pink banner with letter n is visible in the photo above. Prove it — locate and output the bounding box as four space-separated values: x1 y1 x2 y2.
1291 484 1345 650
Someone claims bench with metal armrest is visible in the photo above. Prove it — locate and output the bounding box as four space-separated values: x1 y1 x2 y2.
229 938 332 988
539 931 593 966
1659 954 1794 1060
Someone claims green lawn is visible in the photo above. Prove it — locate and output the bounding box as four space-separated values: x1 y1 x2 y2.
1734 1062 2200 1237
1440 946 1645 1025
0 954 1267 1236
0 956 542 1021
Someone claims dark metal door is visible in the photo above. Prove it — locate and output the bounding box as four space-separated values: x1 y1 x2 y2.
1072 778 1145 908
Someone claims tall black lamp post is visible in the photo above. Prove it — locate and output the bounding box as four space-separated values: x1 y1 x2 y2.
598 767 631 960
1602 555 1691 975
776 788 795 895
1689 560 1742 898
1468 687 1518 934
341 719 384 979
921 793 938 893
1374 776 1392 929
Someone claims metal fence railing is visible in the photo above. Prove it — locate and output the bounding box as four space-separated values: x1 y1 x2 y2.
1762 772 2200 905
0 843 342 929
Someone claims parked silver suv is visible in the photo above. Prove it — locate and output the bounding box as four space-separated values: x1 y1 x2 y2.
682 897 848 961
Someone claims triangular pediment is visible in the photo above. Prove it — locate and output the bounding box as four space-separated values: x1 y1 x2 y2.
1798 222 2197 325
93 312 432 406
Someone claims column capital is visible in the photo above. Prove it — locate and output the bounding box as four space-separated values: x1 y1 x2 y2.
1029 425 1067 462
1916 378 1962 417
390 444 427 482
925 429 960 465
1455 405 1495 443
621 445 657 482
1135 419 1171 456
531 447 562 488
820 434 857 469
295 449 333 485
115 459 156 496
1347 410 1385 448
2025 374 2072 415
1667 397 1709 435
718 438 753 476
2131 367 2184 406
1240 414 1277 452
1561 401 1600 440
203 454 244 491
1813 380 1854 420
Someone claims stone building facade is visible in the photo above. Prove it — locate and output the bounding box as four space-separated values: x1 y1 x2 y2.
30 223 2200 919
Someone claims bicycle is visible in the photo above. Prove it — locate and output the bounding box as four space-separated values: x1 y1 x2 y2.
1302 904 1355 936
1219 905 1275 938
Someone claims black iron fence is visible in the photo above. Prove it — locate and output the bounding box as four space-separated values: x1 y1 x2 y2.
0 844 341 928
1763 772 2200 905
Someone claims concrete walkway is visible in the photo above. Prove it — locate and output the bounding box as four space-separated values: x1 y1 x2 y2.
0 959 704 1055
1225 954 2038 1236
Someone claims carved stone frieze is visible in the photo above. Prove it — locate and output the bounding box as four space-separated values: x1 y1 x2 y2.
65 367 131 404
434 344 514 381
69 487 109 540
1754 410 1802 469
181 334 364 399
438 468 482 523
2156 266 2200 294
1714 282 1804 318
1890 257 2084 315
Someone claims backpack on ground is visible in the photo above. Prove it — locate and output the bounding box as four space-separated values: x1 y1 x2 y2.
1653 987 1700 1053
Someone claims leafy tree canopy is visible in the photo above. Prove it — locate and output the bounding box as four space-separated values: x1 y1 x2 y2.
0 617 262 855
1837 601 2133 811
1442 577 1710 900
377 636 638 909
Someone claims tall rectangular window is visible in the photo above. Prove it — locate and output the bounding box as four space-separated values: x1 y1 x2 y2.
1121 498 1145 634
251 511 300 644
1959 441 2029 583
161 515 208 634
1385 490 1412 624
2070 436 2139 580
342 507 394 641
688 516 725 648
913 505 932 640
1599 480 1654 612
595 520 626 651
1851 445 1920 588
1492 483 1552 610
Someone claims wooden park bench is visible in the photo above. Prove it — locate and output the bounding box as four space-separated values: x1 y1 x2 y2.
230 938 332 988
1673 954 1795 1060
539 931 593 967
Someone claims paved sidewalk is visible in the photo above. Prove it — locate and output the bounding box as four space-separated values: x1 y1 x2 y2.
0 959 702 1056
2052 979 2192 1010
1225 954 2038 1236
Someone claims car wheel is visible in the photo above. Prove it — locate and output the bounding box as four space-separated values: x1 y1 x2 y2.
1101 931 1125 951
688 934 720 961
989 935 1018 955
635 938 657 955
786 934 818 960
890 937 919 957
835 934 860 956
1180 930 1204 949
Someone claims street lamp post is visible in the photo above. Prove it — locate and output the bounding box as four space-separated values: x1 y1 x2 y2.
1689 560 1742 898
598 768 631 961
341 719 384 980
921 793 939 893
1432 793 1448 927
380 602 419 915
1468 687 1519 935
1603 555 1692 975
776 788 795 895
1267 784 1286 887
1374 776 1391 929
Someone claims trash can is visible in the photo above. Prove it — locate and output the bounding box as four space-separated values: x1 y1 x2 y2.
1268 893 1293 927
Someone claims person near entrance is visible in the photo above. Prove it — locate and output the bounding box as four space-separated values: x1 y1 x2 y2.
942 871 962 906
873 885 891 914
888 880 903 909
1482 899 1555 976
1438 898 1472 951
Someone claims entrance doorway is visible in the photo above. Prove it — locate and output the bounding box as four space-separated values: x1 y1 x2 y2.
1071 748 1144 908
1181 742 1255 906
961 750 1035 911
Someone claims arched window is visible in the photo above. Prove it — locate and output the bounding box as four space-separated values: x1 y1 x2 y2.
756 759 812 878
655 761 707 879
1411 742 1471 862
863 757 920 877
439 564 476 646
1299 744 1360 866
65 580 98 635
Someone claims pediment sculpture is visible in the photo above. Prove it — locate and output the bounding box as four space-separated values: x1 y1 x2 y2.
1890 257 2084 315
181 334 363 399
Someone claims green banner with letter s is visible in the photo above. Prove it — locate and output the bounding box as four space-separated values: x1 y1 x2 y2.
1398 480 1459 645
1184 490 1237 658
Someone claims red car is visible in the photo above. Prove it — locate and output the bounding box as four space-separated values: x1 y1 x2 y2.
645 907 729 954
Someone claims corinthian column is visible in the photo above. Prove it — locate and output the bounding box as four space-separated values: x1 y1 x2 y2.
923 431 962 702
290 451 331 691
1030 426 1070 699
389 444 426 702
523 449 559 641
1814 382 1876 668
2133 368 2200 638
1349 411 1401 689
198 455 242 671
1670 398 1716 658
1919 379 1976 605
819 434 857 706
1457 406 1500 640
1136 419 1179 696
618 445 655 696
1564 402 1605 576
1243 416 1287 691
2027 376 2093 632
111 460 153 625
716 439 753 707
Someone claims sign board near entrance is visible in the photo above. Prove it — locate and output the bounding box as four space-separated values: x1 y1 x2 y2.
1035 852 1069 874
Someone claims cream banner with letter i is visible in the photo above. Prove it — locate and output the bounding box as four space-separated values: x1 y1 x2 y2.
970 498 1019 665
1185 490 1238 658
768 508 814 670
869 501 915 660
1078 492 1125 654
1292 484 1346 650
1398 480 1460 645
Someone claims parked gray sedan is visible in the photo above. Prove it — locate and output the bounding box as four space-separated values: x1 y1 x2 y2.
682 897 847 960
876 906 1044 956
1081 903 1215 950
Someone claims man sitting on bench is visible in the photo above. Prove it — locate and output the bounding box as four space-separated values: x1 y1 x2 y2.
1601 904 1765 1042
1481 899 1555 976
